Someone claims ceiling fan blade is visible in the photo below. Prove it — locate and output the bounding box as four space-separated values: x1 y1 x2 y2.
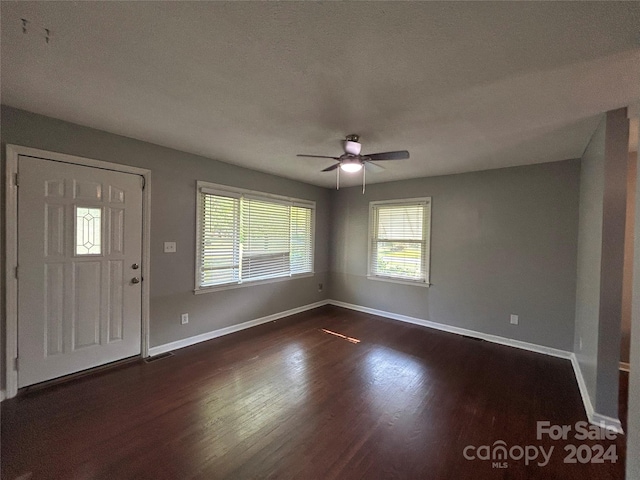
297 154 341 160
322 163 341 172
366 150 410 161
364 161 385 173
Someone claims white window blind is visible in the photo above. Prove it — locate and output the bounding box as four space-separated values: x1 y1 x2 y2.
290 206 313 275
242 198 290 282
369 199 431 284
197 184 314 290
200 193 240 286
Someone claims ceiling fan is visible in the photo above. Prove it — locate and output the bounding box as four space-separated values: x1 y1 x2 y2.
297 135 410 192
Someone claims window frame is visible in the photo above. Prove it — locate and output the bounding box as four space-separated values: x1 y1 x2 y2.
195 181 315 294
367 197 432 287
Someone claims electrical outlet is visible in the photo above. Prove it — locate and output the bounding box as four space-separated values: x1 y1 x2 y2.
181 313 189 325
318 283 323 292
510 314 519 325
164 242 177 253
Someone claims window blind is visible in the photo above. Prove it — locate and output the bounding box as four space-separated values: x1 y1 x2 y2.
198 187 314 289
370 200 430 283
290 206 313 275
241 198 290 282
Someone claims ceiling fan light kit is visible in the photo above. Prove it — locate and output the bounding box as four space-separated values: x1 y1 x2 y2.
297 134 410 193
340 158 363 173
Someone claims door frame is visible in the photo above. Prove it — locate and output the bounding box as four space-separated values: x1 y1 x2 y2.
4 144 152 399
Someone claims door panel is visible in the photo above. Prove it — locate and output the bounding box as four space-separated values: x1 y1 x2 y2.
44 262 64 356
108 260 125 342
109 208 125 254
17 156 143 387
73 261 101 349
45 204 65 256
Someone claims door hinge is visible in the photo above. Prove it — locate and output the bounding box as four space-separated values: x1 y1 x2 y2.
14 173 19 187
14 266 18 279
14 356 19 371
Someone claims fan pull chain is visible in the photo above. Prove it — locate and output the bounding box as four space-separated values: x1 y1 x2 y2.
362 165 366 194
336 166 340 190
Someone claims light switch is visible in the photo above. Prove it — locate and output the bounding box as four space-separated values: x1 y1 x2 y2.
164 242 177 253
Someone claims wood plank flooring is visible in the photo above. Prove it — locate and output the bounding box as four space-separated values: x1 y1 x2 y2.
1 306 627 479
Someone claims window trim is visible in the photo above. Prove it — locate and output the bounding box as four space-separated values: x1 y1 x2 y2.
367 197 432 287
195 181 315 294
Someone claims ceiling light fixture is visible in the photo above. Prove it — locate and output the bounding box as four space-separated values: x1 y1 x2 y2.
340 161 363 173
297 134 410 193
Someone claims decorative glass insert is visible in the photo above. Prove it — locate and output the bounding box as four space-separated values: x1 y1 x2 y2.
75 207 102 255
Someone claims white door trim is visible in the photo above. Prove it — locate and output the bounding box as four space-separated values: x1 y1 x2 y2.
4 144 151 399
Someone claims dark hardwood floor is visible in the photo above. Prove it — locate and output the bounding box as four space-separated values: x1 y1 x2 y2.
2 306 627 479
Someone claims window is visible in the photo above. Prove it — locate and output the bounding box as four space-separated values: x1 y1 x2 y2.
196 182 314 292
75 206 102 255
368 198 431 286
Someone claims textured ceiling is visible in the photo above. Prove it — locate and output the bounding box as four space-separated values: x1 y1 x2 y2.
1 2 639 188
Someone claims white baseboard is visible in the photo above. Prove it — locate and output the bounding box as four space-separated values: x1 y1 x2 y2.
328 300 625 433
590 411 624 434
570 355 624 433
148 300 329 357
327 300 573 359
569 354 597 429
620 362 630 372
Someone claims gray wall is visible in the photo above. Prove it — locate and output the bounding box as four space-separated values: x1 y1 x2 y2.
574 117 606 408
595 108 628 416
626 146 640 480
329 159 580 351
574 109 628 419
621 151 636 364
0 106 331 386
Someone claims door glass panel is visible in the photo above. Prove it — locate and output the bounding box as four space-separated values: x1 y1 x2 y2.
75 207 102 255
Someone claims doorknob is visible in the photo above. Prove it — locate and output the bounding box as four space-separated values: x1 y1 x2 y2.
131 277 140 284
132 263 140 270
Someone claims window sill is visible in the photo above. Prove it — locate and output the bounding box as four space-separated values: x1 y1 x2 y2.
195 272 314 295
367 275 431 288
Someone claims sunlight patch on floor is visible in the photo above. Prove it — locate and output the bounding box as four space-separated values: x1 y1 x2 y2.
320 328 361 344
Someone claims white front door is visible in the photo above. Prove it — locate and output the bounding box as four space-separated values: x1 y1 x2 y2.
17 155 143 388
